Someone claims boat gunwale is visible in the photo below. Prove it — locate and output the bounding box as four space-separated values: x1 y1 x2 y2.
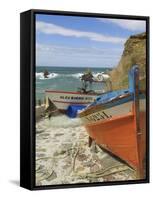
85 112 134 127
79 93 133 117
79 90 146 118
52 100 92 104
45 90 110 96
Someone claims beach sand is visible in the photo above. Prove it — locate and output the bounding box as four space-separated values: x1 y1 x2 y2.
36 114 136 186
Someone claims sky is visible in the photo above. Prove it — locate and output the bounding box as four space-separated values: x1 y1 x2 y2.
36 14 146 68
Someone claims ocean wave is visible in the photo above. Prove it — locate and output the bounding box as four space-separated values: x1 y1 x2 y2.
35 71 109 81
36 72 84 80
68 73 84 79
70 72 110 81
36 72 59 80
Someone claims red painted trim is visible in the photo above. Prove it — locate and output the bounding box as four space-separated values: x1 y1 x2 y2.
53 100 91 104
45 90 97 96
59 109 66 113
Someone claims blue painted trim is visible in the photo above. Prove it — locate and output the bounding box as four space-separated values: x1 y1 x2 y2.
128 65 139 93
89 65 144 109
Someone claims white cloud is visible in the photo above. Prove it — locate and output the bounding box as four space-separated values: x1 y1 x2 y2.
36 21 126 44
36 43 123 67
98 18 146 31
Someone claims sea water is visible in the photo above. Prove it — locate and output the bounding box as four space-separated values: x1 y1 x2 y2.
36 66 111 104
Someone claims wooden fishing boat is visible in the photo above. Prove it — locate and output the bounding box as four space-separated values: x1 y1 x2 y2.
45 71 111 112
45 90 99 111
78 66 146 178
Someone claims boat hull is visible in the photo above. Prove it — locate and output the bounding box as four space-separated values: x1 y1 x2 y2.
84 101 146 178
45 90 99 111
79 96 145 124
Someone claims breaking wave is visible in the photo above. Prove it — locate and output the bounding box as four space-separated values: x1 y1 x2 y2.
67 73 83 79
36 72 110 80
36 72 59 80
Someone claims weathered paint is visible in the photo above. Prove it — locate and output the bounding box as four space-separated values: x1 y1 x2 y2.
80 66 146 178
85 105 146 178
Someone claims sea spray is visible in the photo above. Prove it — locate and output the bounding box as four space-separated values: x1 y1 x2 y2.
36 72 59 80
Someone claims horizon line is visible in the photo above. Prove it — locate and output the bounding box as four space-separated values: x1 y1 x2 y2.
36 65 114 68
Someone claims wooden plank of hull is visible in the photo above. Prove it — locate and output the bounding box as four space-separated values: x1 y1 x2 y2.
81 101 132 124
81 99 145 124
85 106 146 178
45 91 98 110
137 111 146 178
49 100 90 111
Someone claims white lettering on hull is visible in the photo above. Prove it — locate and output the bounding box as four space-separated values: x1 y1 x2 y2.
81 99 146 124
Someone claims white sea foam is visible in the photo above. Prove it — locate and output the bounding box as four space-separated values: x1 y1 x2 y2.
36 72 59 80
70 73 84 79
70 72 110 81
36 72 84 80
92 72 110 81
36 72 110 81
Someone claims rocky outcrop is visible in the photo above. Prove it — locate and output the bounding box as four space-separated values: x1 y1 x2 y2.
44 70 49 78
110 32 146 90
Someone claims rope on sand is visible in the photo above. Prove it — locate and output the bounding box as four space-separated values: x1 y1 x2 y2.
36 156 53 162
36 148 75 163
37 169 55 182
94 164 131 175
87 165 134 178
72 148 79 172
73 164 134 179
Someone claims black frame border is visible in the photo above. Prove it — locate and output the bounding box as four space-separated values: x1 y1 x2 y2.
20 9 150 190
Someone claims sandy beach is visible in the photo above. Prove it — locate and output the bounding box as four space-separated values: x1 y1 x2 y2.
35 114 137 186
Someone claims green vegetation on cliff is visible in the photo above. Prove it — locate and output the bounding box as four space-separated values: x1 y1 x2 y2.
110 32 146 90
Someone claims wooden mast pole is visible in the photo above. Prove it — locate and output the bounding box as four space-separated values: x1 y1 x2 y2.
133 66 144 179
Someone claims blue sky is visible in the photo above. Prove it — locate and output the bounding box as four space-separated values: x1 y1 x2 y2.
36 14 146 68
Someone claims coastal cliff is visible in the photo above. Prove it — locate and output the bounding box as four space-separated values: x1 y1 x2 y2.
110 32 146 90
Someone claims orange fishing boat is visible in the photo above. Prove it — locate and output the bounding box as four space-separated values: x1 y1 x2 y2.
79 66 146 178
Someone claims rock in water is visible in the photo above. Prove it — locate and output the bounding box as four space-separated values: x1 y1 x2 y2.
44 70 49 78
